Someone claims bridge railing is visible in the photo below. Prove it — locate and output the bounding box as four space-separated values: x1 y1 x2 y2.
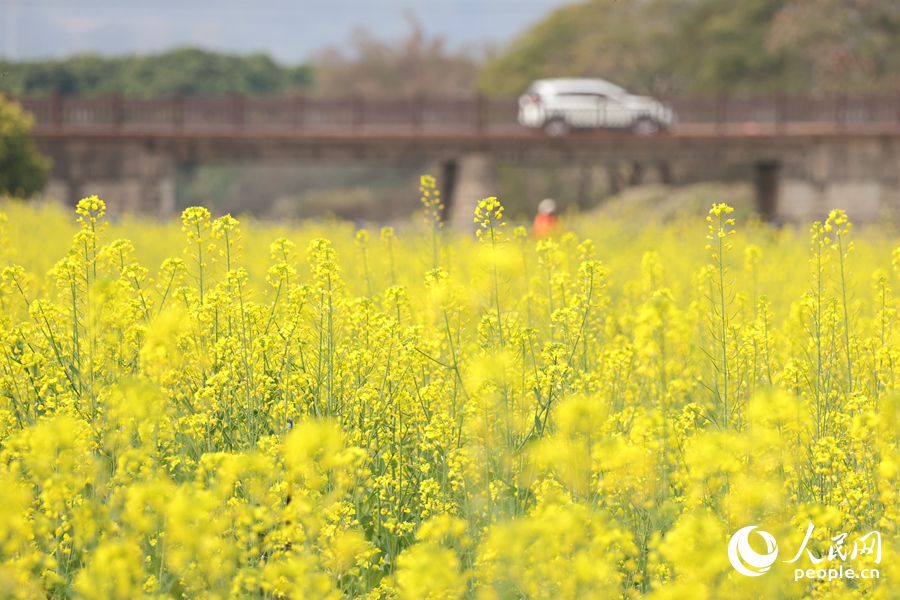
669 96 900 133
15 93 900 136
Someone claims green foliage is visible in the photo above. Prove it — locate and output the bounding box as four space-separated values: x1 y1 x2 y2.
765 0 900 93
671 0 806 95
478 0 675 97
0 48 314 97
479 0 900 96
0 95 49 197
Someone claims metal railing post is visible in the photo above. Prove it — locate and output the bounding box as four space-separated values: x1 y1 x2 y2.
775 94 786 134
51 91 62 129
233 93 244 129
172 93 184 131
353 95 364 132
292 93 305 130
475 93 485 135
412 93 424 133
715 95 726 135
835 95 846 133
895 93 900 131
111 91 123 130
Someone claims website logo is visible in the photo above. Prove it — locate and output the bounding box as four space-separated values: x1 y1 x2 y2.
727 523 882 581
728 526 779 576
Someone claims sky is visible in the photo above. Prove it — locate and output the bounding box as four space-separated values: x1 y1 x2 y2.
1 0 569 63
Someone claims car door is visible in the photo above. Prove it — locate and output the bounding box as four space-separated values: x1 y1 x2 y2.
554 92 597 128
595 94 630 128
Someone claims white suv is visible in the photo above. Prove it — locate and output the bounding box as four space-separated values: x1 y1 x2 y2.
518 78 675 136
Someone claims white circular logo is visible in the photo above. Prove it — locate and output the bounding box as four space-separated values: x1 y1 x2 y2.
728 526 779 577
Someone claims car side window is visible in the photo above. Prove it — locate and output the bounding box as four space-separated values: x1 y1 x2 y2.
556 92 608 100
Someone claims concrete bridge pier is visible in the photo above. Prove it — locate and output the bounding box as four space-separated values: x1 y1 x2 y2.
439 159 458 224
40 140 177 219
446 152 496 230
775 138 900 224
32 128 900 228
754 161 780 221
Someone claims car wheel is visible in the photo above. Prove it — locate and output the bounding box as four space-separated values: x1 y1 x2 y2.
632 117 659 136
544 118 570 137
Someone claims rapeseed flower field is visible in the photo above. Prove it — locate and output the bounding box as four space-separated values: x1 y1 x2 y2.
0 181 898 599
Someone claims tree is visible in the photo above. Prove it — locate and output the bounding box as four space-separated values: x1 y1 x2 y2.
119 48 309 97
478 0 900 97
312 20 479 97
767 0 900 94
477 0 677 97
669 0 803 95
0 49 314 98
0 95 50 197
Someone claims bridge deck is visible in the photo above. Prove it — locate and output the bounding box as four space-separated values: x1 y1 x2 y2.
28 123 900 140
17 94 900 140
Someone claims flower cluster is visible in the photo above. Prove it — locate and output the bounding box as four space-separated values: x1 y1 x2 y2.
0 194 898 599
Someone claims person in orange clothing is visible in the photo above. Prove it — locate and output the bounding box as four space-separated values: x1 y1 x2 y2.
532 198 559 238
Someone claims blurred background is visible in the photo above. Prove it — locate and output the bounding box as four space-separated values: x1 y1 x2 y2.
1 0 899 222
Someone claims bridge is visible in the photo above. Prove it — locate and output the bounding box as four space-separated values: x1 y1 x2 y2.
18 93 900 225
